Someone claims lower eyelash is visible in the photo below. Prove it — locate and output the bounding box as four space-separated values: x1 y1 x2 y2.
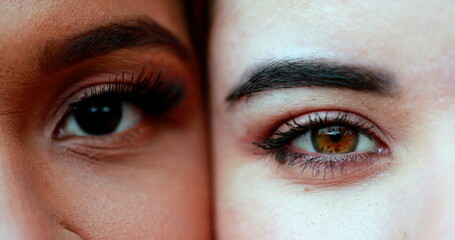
273 148 377 179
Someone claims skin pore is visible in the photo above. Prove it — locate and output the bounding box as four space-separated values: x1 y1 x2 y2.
210 0 455 239
0 1 209 239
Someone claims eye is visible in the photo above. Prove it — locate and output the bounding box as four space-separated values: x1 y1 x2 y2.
54 69 185 140
291 125 377 154
255 111 390 183
61 96 142 137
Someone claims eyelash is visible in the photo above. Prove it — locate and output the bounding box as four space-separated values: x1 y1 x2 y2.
69 68 185 114
54 67 185 139
254 111 389 179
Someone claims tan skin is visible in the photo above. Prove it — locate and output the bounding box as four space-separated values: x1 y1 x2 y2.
0 1 209 239
210 0 455 239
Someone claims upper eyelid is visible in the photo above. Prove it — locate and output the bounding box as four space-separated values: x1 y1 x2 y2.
288 112 375 135
66 68 185 110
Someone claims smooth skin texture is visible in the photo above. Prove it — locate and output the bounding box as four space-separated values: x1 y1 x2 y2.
0 1 210 239
210 0 455 239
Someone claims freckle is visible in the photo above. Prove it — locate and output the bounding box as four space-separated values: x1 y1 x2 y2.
304 187 313 192
275 151 287 164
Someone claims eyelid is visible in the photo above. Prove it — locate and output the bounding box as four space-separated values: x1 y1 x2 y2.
52 119 155 163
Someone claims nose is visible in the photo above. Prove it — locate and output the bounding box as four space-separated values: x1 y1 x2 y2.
0 148 82 240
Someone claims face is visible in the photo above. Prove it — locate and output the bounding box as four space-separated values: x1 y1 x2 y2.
210 0 455 239
0 1 209 239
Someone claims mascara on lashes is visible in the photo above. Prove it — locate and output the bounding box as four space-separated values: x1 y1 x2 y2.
69 67 186 115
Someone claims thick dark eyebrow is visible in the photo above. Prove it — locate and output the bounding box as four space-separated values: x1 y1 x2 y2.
226 59 397 103
40 18 188 73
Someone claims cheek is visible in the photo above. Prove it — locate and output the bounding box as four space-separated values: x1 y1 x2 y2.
215 147 413 240
27 137 210 239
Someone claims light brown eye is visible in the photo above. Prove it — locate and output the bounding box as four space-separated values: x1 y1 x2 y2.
311 126 358 154
291 125 377 154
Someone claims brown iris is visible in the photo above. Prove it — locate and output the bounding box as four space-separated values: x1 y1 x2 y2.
311 126 358 154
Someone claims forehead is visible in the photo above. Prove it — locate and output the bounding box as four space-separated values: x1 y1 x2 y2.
0 0 185 36
211 0 455 96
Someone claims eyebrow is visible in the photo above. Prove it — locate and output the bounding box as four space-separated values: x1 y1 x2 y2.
40 18 188 73
226 59 397 103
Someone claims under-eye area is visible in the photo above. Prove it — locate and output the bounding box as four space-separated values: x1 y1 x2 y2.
254 111 392 185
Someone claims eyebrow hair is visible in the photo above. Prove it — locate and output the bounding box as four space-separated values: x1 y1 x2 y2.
226 59 397 103
40 18 188 73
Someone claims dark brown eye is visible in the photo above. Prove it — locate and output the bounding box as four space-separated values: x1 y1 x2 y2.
59 97 142 137
72 99 122 135
291 125 377 154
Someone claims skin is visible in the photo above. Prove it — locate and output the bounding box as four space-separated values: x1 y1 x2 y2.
210 0 455 239
0 1 209 239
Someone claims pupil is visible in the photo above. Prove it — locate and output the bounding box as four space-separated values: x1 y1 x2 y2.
73 100 122 135
329 131 343 143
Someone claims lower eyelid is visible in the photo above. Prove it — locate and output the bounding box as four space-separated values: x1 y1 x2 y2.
272 148 391 186
51 117 156 162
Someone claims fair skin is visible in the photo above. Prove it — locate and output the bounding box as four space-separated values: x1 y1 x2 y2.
210 0 455 239
0 1 209 239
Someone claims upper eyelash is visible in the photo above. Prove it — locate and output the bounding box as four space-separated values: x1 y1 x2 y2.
254 111 377 153
69 66 185 115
